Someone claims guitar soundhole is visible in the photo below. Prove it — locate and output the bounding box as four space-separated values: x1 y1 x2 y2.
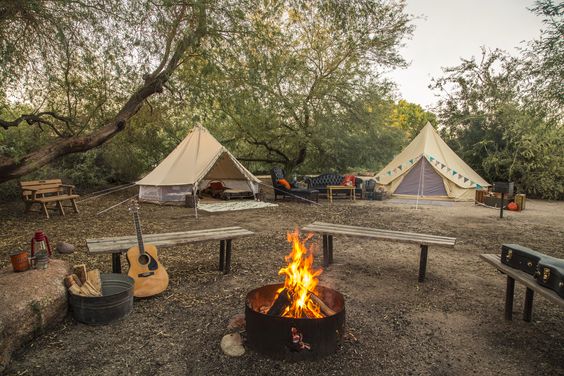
138 254 150 265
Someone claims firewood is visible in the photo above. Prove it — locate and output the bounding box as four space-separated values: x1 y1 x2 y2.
87 269 102 293
81 280 102 296
307 290 336 316
267 288 291 316
71 274 82 287
73 264 88 284
68 284 83 296
64 275 77 289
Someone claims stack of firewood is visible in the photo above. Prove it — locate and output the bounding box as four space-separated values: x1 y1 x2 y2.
64 264 102 297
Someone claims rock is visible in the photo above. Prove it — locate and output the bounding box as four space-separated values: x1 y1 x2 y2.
227 313 245 330
220 333 245 357
0 259 71 373
56 242 75 254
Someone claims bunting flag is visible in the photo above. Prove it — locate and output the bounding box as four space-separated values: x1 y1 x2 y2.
387 171 392 176
435 160 440 166
393 168 397 173
447 168 451 173
458 173 463 179
464 177 469 183
409 159 414 164
452 170 457 176
476 184 482 189
429 156 435 162
441 163 446 169
470 180 474 185
375 176 380 182
398 165 403 171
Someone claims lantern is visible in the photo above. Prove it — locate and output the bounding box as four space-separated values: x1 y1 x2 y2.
31 230 52 257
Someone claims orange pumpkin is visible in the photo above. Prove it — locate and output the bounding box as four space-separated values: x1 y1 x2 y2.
507 201 519 211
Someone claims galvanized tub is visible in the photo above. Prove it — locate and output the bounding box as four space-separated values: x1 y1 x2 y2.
69 273 134 325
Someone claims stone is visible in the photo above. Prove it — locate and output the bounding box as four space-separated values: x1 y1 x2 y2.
0 259 71 373
227 313 245 330
220 333 245 357
56 242 75 254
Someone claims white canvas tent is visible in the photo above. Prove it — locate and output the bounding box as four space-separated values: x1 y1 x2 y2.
137 126 260 203
375 123 490 201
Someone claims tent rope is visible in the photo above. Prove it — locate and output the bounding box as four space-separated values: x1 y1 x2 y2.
96 194 139 216
78 183 136 203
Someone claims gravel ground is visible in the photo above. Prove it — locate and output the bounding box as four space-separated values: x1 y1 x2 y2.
1 187 563 376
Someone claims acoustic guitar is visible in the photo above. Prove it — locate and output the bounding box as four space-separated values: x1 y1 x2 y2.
127 201 169 297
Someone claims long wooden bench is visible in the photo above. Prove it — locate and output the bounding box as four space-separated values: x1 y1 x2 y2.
86 227 254 274
302 221 456 282
480 254 564 322
20 179 79 219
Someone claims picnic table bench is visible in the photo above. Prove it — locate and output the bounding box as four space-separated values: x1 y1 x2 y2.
480 254 564 322
20 179 79 219
302 222 456 282
86 226 254 274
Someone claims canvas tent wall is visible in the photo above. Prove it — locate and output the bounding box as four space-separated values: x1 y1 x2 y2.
375 123 490 201
137 126 260 203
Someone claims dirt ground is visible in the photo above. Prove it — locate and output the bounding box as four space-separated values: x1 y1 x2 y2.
1 188 563 376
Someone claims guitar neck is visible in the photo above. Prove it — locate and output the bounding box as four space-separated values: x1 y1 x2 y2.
133 212 145 255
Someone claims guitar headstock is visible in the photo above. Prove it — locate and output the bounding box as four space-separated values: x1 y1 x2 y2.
128 199 140 214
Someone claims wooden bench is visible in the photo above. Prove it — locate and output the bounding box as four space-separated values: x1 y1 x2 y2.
86 226 254 274
480 254 564 322
20 179 80 219
302 222 456 282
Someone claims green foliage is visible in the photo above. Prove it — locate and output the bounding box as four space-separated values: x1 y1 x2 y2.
390 100 437 140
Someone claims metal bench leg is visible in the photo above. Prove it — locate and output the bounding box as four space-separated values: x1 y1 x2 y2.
523 287 534 322
219 240 225 271
224 240 232 274
328 235 334 264
505 276 515 320
418 245 428 282
322 235 329 267
112 253 122 273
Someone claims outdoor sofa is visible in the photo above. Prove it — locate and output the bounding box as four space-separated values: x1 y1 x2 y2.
305 173 363 198
270 167 319 203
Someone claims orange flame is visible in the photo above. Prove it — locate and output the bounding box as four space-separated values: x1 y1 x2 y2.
277 230 324 318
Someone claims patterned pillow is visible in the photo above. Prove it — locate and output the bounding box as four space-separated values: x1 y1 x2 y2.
342 175 355 186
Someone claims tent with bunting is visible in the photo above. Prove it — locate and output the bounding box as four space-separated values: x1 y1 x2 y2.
374 123 490 201
137 125 260 204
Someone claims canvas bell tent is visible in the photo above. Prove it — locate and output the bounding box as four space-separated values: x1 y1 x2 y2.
375 123 490 201
137 126 260 203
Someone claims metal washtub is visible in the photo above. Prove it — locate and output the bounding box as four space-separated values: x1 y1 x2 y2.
69 273 134 325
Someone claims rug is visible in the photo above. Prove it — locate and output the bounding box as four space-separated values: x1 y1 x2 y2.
387 199 454 207
198 200 278 213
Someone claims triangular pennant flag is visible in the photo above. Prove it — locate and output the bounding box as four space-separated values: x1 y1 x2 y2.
476 184 482 189
375 176 380 182
398 165 403 171
429 156 435 162
452 170 457 176
435 160 440 166
409 159 414 164
458 174 463 179
464 177 469 183
470 180 474 185
447 168 451 173
387 171 391 176
393 168 397 173
441 163 446 169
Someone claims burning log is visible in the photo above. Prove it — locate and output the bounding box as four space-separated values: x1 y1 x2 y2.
267 288 291 316
307 290 336 317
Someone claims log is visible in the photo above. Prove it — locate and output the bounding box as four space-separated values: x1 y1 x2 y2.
73 264 87 284
267 288 291 316
87 269 101 292
81 280 101 297
307 290 336 316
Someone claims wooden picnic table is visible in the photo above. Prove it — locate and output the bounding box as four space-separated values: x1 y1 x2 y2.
480 254 564 322
87 227 254 274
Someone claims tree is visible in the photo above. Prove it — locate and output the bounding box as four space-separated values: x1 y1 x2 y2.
178 0 413 172
390 100 437 139
0 1 209 183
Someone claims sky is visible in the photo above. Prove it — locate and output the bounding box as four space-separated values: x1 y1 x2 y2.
387 0 546 109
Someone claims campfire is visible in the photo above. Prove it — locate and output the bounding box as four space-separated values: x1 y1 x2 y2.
245 230 345 360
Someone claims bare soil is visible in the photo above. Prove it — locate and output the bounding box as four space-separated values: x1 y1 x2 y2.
1 188 563 376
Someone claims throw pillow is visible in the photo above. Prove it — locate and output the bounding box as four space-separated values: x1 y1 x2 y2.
342 175 355 187
278 178 291 190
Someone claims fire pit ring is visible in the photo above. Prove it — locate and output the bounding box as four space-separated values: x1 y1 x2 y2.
245 283 345 360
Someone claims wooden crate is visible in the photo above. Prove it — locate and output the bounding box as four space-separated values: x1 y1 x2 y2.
514 194 526 211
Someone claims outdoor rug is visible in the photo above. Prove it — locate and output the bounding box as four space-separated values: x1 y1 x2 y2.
387 198 454 207
198 200 278 213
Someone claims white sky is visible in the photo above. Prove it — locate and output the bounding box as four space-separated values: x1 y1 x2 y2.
387 0 545 109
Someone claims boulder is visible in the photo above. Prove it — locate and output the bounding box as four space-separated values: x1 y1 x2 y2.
56 242 75 254
0 259 70 373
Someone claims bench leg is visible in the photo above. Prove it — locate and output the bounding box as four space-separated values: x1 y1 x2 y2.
112 253 122 273
523 287 534 322
418 245 428 282
41 203 50 219
328 235 334 264
322 235 329 268
219 240 225 271
505 276 515 320
224 240 232 274
71 198 79 213
57 200 66 216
